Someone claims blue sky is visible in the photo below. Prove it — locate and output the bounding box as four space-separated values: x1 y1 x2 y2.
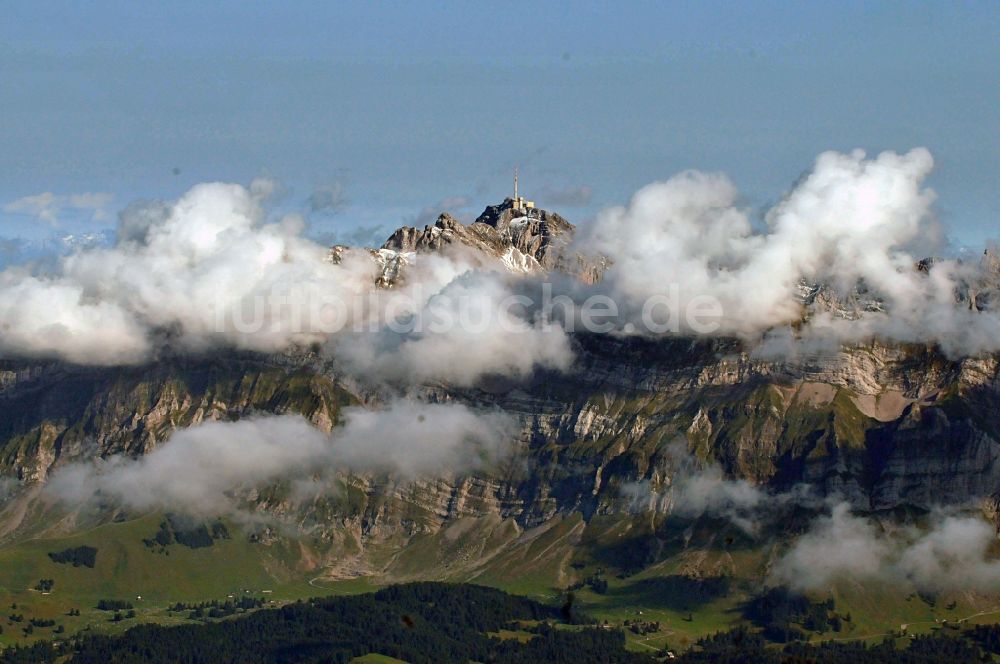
2 1 999 252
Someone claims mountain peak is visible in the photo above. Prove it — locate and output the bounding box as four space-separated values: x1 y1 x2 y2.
378 198 575 271
473 198 574 235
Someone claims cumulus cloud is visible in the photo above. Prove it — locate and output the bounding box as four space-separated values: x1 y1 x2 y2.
0 182 362 363
895 514 1000 591
771 503 1000 593
770 502 892 591
579 148 1000 356
46 400 515 518
330 400 515 473
3 147 1000 377
0 181 568 383
333 270 574 387
4 191 114 225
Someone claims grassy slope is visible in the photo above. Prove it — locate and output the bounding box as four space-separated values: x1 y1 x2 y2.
3 509 1000 653
0 514 354 648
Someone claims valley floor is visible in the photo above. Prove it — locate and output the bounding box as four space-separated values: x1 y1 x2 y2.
3 511 1000 659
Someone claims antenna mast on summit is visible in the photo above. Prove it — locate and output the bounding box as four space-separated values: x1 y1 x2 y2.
511 166 535 217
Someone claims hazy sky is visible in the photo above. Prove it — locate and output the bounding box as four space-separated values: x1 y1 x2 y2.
2 1 998 249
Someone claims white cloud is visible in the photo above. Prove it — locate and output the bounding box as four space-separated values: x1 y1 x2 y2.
3 147 1000 376
46 400 516 518
4 192 60 224
0 181 570 385
4 191 114 225
333 270 574 387
579 148 1000 356
770 502 891 591
619 443 777 535
895 514 1000 592
771 503 1000 593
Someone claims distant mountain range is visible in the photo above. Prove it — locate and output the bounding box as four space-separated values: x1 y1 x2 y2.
0 230 114 269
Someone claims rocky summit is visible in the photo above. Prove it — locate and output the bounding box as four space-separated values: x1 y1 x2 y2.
372 198 582 286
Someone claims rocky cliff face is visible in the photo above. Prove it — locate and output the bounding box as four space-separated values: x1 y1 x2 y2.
0 356 351 483
3 337 998 516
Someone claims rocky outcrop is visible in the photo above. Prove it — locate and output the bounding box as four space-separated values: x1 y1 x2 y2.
472 198 574 270
376 199 601 284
